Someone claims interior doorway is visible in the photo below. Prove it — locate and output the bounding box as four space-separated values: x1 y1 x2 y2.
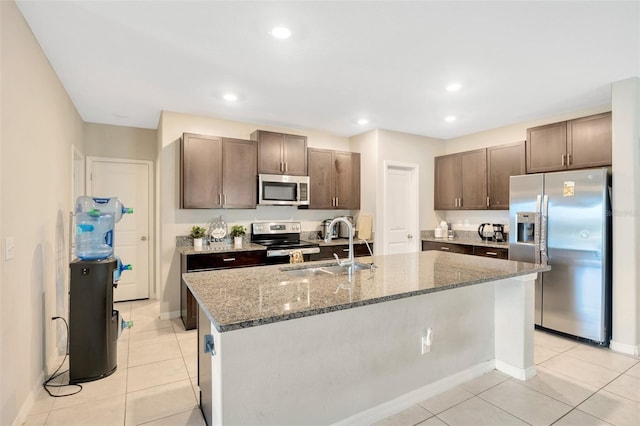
86 157 153 301
383 162 419 255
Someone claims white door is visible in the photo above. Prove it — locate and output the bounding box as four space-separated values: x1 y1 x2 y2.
384 162 419 255
87 157 152 301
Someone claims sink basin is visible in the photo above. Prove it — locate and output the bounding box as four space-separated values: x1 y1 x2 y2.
281 262 374 277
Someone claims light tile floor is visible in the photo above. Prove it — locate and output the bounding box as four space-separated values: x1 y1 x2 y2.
23 299 640 426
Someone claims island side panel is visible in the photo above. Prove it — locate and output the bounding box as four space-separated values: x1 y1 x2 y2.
212 283 497 425
494 273 537 379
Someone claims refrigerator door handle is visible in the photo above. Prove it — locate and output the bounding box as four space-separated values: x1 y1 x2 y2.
540 195 549 265
534 195 542 264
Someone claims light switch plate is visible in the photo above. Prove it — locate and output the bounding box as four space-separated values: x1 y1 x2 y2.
5 237 15 260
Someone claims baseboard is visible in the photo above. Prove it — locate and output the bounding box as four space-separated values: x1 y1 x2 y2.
495 360 537 380
610 339 640 357
330 360 495 426
159 310 180 321
12 371 46 426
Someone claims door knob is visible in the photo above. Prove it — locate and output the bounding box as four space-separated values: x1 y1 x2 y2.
141 236 147 241
407 234 413 239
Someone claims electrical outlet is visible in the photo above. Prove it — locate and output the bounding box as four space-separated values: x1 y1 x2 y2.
5 237 15 260
421 328 433 354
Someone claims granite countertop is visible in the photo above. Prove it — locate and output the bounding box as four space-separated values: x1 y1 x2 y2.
183 251 549 333
176 243 267 256
422 236 509 250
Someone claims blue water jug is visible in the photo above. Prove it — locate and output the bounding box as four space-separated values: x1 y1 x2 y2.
75 210 114 260
76 196 133 223
113 256 133 282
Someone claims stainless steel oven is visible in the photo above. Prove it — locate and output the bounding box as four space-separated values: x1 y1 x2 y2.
251 222 319 264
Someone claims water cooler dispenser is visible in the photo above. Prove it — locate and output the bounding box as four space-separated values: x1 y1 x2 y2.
68 197 132 384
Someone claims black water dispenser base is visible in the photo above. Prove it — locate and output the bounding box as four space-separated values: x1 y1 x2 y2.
68 258 119 384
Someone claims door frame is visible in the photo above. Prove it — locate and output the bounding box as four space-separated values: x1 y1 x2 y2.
382 161 420 255
85 156 155 299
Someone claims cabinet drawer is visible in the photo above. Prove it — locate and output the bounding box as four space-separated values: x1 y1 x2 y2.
422 241 474 255
473 247 508 259
310 243 374 261
186 251 266 271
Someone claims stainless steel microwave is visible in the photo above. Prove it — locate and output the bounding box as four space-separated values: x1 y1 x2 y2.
258 174 310 206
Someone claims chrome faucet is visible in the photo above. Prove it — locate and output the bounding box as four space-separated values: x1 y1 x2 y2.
324 217 354 268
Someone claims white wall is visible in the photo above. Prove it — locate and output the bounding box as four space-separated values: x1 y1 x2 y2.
610 77 640 355
157 111 356 318
1 1 84 424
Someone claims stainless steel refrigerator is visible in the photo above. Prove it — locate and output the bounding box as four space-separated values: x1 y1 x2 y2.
509 168 611 345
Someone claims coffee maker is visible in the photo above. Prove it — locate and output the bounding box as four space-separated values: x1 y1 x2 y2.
493 224 506 242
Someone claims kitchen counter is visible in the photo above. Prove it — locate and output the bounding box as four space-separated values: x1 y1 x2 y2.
184 251 546 332
190 251 548 425
175 242 266 256
421 236 508 249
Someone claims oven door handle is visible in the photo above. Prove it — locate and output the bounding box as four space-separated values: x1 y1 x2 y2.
266 247 320 257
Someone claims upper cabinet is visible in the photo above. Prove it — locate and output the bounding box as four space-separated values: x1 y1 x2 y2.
435 142 525 211
251 130 307 176
181 133 257 209
434 149 487 210
487 141 526 210
308 148 360 210
526 112 611 173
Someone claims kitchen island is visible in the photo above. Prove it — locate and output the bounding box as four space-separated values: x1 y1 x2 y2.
184 251 549 425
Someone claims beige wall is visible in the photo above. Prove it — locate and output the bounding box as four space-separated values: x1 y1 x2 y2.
1 1 84 424
84 122 157 162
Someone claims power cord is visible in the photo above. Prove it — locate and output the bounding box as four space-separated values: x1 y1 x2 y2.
43 316 83 397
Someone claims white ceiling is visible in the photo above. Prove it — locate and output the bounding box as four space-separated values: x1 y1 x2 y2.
16 1 640 139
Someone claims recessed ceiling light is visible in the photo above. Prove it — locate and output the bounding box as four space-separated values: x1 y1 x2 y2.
271 27 291 39
357 119 369 125
223 93 238 102
445 115 457 123
446 83 462 92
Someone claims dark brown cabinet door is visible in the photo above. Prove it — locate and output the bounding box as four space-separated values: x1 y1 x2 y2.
526 121 567 173
567 112 611 169
308 148 335 209
308 148 360 210
421 241 474 254
253 130 307 176
335 151 360 210
282 134 308 176
473 246 508 259
460 149 488 209
181 133 222 209
487 141 525 210
222 138 257 208
434 154 461 210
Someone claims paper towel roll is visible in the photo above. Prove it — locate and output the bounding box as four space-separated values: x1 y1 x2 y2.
357 215 372 240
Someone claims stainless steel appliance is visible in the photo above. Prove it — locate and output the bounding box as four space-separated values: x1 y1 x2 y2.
258 174 310 206
321 219 338 239
493 224 506 242
478 223 494 241
251 222 319 264
509 168 611 345
338 215 355 238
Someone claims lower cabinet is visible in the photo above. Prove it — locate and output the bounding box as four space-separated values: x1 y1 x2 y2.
309 243 374 261
181 250 266 330
422 241 508 259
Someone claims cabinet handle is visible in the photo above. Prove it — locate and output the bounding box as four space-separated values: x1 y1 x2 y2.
284 162 288 172
459 198 462 207
486 196 490 207
561 154 566 166
440 247 450 250
219 194 222 205
223 258 236 262
567 154 572 165
485 251 498 256
335 197 339 206
342 249 350 252
279 162 283 172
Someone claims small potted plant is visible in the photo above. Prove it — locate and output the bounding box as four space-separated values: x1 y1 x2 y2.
190 225 207 249
230 225 246 248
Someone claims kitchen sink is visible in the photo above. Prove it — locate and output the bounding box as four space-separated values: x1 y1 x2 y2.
281 262 374 277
